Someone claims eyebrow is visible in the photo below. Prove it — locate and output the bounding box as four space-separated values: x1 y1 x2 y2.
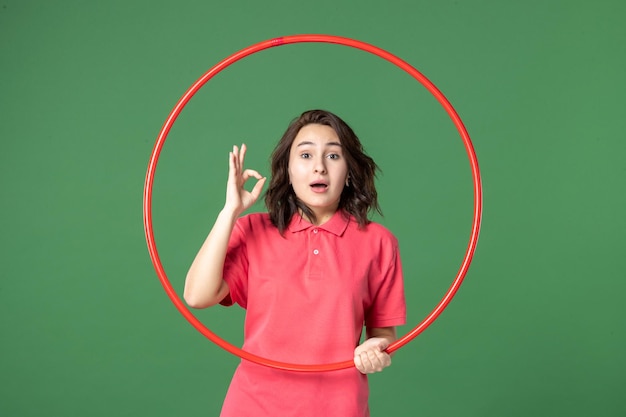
296 141 343 148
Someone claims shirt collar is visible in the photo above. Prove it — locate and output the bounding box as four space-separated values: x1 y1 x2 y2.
288 210 351 236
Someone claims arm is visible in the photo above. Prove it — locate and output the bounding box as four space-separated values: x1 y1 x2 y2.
183 144 266 308
353 326 397 374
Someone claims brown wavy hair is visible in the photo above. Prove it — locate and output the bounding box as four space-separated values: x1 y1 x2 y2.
265 109 381 233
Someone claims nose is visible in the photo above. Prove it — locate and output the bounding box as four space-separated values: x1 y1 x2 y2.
313 156 326 174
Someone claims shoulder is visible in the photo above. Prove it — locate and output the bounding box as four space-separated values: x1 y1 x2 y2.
357 219 397 240
346 217 399 249
237 212 271 224
235 212 277 235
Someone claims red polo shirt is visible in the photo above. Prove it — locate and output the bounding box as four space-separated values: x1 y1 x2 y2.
220 210 406 417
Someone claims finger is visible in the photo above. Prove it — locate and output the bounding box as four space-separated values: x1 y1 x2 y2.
373 351 391 370
233 145 240 174
239 143 247 168
378 351 391 368
353 353 366 374
356 351 373 374
241 169 263 181
366 351 382 372
228 152 237 183
366 350 389 373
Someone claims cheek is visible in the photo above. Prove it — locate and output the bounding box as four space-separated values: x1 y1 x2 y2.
287 164 298 184
337 164 349 181
288 160 306 179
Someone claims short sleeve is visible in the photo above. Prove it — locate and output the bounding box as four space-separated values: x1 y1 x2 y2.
365 241 406 328
220 219 249 308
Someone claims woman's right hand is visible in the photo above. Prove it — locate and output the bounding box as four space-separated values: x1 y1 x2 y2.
224 144 266 216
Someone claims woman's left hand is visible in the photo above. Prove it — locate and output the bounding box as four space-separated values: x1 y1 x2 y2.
353 337 392 374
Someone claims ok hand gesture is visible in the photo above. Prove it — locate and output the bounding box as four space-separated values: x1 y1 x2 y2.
224 144 267 216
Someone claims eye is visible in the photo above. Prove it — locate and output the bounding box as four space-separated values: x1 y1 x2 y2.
300 152 311 159
326 153 340 160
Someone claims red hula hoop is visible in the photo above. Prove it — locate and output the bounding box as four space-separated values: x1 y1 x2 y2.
143 34 483 372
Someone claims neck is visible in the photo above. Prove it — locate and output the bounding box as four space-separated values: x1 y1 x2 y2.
299 207 339 226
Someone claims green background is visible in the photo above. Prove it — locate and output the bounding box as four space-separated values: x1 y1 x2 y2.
2 0 625 416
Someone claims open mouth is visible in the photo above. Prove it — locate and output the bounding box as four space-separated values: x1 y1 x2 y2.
310 182 328 191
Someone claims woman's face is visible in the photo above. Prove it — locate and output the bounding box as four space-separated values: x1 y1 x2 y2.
288 124 349 225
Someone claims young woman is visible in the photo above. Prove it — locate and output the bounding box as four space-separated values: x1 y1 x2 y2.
185 110 406 417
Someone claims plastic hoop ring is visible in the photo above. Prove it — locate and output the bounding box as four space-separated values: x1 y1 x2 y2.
144 34 483 372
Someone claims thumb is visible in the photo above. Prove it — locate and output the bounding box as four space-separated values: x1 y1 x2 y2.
376 337 390 351
362 337 389 352
250 176 267 200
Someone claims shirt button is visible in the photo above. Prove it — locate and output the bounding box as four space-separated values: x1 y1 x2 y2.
313 249 319 255
313 229 318 234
